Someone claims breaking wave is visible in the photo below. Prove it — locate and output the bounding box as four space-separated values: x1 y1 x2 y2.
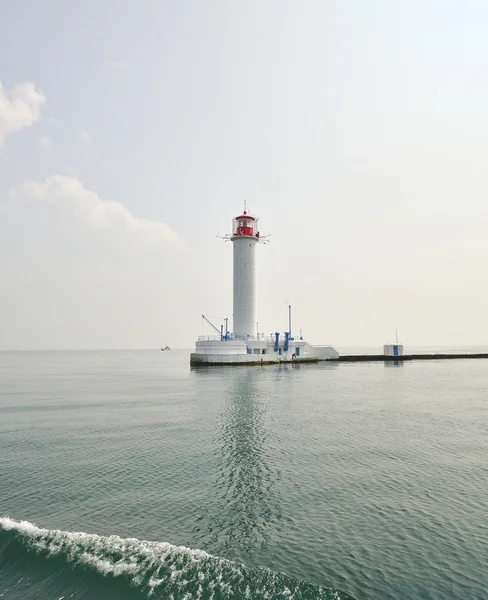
0 517 354 599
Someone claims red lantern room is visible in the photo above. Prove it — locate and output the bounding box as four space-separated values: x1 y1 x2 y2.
231 210 260 239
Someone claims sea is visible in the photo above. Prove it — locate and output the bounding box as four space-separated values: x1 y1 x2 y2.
0 348 487 600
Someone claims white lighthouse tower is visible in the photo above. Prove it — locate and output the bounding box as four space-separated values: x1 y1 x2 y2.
190 206 339 365
231 209 260 338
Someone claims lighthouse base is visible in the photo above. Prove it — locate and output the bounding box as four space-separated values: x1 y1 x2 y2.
190 337 339 366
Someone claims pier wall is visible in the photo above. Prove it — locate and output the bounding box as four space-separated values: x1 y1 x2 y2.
331 353 488 362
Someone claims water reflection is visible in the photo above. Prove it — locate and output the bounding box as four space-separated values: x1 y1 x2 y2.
193 369 280 556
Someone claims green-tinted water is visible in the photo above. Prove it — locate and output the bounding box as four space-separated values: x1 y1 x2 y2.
1 350 487 599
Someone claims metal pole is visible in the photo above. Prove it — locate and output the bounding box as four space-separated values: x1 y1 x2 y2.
288 304 292 338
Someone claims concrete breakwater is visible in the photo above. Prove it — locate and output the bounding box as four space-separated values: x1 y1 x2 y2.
331 353 488 362
190 353 488 366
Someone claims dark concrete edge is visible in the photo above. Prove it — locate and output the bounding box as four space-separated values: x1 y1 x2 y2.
189 357 319 367
329 354 488 362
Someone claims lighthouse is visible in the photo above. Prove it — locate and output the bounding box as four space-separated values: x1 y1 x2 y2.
230 209 260 338
190 206 339 365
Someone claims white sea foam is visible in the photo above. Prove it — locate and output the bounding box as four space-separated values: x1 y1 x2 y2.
0 517 347 599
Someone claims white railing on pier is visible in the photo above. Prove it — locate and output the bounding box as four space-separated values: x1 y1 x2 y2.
197 334 309 343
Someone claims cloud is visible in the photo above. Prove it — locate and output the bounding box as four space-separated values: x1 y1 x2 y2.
77 128 92 143
10 175 181 246
103 59 127 71
0 80 45 145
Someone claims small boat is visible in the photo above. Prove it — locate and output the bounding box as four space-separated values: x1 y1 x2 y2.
161 346 171 351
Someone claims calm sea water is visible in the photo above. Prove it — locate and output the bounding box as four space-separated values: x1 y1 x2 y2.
1 349 487 599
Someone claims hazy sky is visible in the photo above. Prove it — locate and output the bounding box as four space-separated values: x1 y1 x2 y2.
1 0 488 350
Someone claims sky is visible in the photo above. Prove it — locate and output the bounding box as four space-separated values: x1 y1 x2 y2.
1 0 488 350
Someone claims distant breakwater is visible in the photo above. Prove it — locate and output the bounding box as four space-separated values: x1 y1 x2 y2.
331 353 488 362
